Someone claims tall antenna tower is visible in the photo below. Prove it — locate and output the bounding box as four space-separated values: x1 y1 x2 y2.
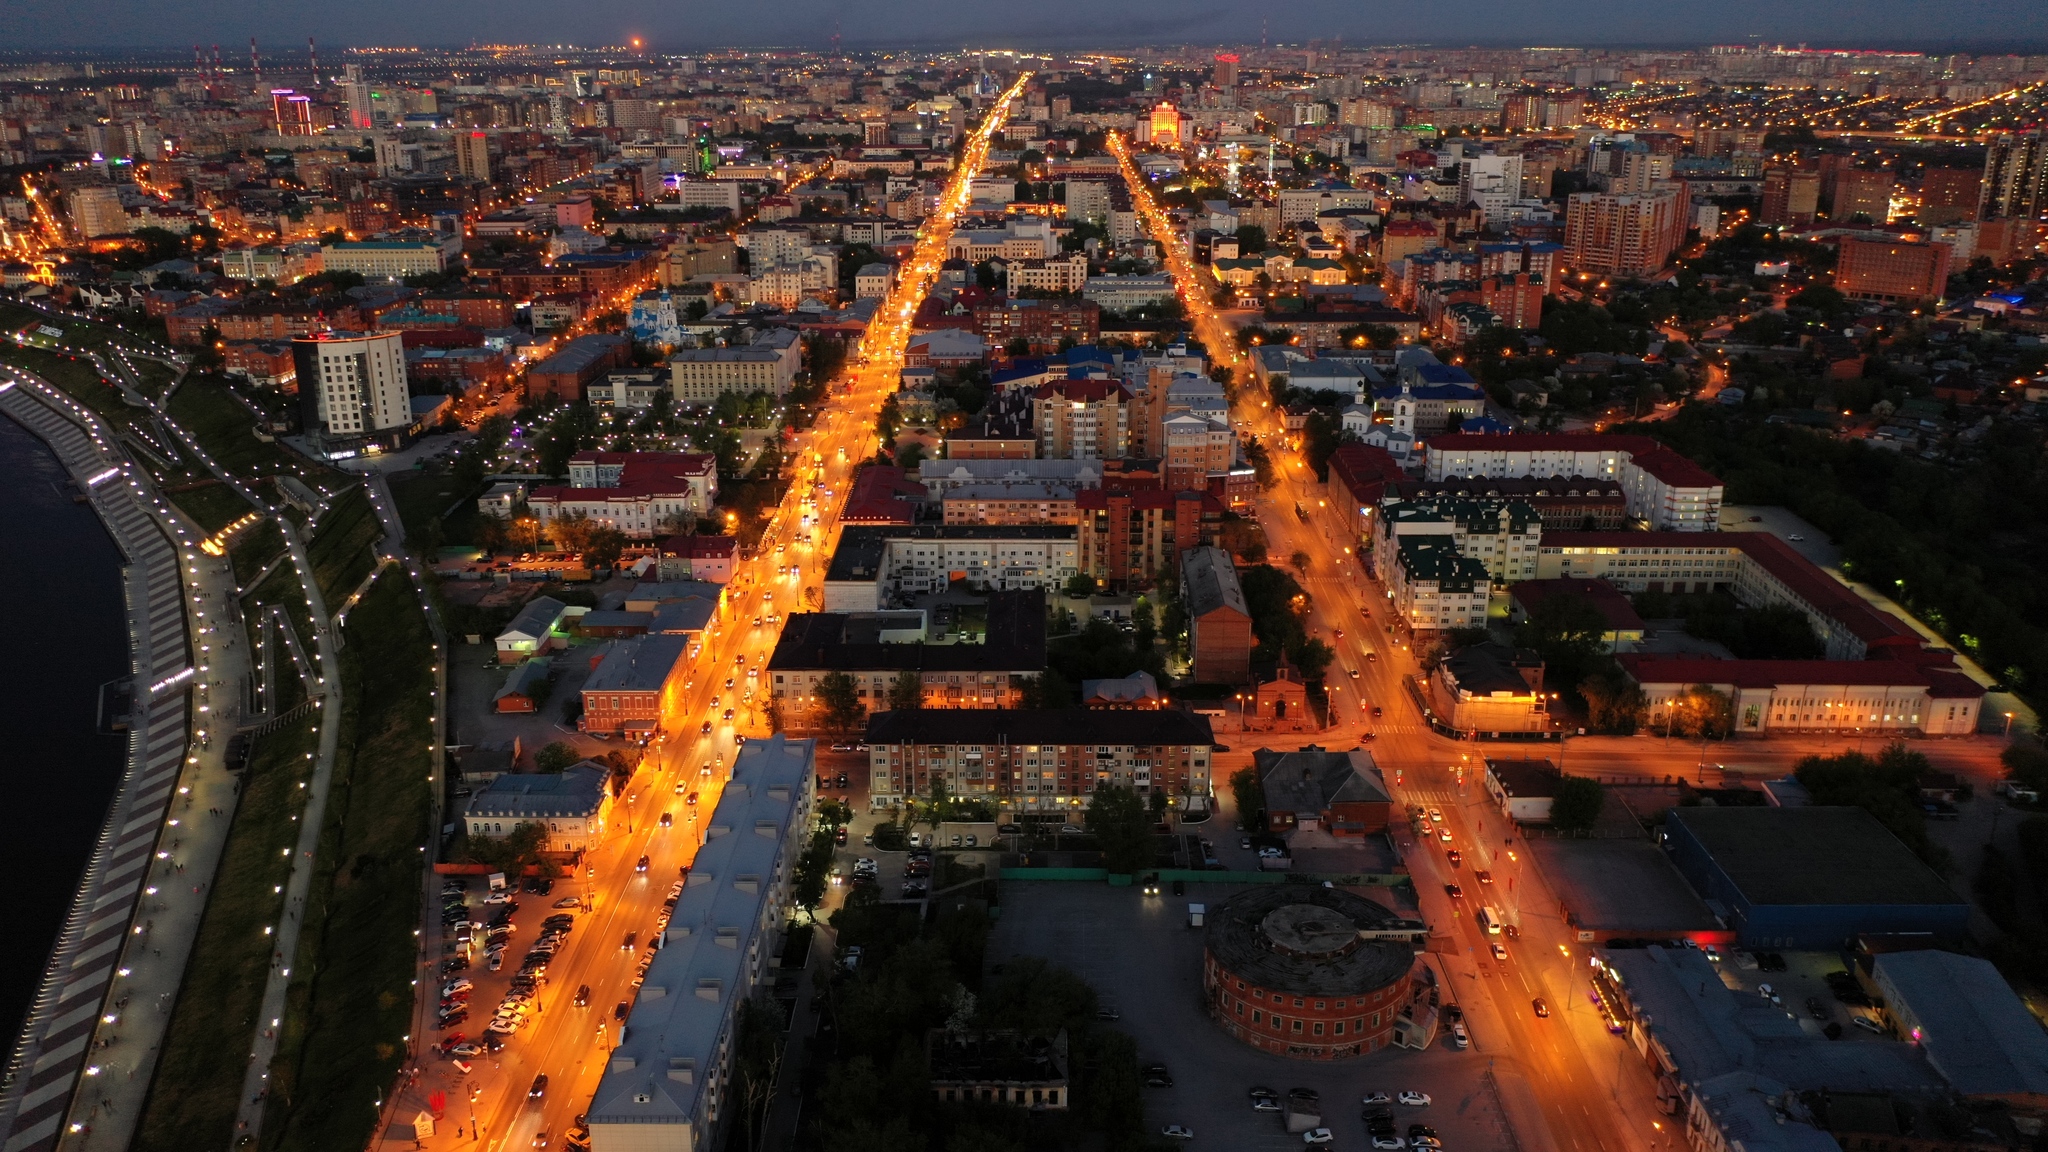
249 37 261 81
307 37 319 84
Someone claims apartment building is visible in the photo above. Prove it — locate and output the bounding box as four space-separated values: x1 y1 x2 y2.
1384 536 1493 632
1004 254 1089 296
1371 498 1542 587
768 592 1045 719
864 709 1216 811
1077 489 1221 590
291 330 412 450
589 737 813 1152
669 327 802 402
1563 188 1687 277
941 484 1080 527
1033 379 1128 460
1424 434 1723 532
1835 237 1954 303
823 525 1080 611
320 239 450 278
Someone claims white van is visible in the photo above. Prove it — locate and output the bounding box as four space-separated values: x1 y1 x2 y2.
1478 907 1502 936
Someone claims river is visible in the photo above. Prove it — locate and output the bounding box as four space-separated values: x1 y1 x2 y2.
0 415 130 1057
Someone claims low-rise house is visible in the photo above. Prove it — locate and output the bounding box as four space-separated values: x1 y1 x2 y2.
1428 643 1549 735
464 762 611 853
1255 747 1391 836
580 634 691 737
496 596 570 664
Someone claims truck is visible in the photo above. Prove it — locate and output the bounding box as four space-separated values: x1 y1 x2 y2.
1186 903 1205 928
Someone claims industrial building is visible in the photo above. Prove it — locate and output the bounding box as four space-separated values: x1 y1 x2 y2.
1661 808 1969 949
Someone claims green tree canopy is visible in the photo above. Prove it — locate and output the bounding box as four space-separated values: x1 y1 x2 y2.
1084 784 1157 875
1549 776 1605 834
816 671 864 735
887 671 924 711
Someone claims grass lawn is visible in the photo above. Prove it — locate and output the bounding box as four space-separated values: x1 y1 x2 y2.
244 560 316 656
132 713 319 1151
165 480 255 535
230 518 289 588
0 343 136 423
0 302 169 357
166 375 330 484
307 485 381 607
260 575 434 1152
388 469 484 549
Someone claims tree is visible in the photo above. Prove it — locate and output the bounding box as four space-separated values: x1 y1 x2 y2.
1549 777 1605 834
792 827 835 921
1018 670 1073 709
1288 637 1335 682
584 525 626 572
534 741 581 772
731 996 787 1152
1086 784 1157 874
1665 684 1734 738
886 671 923 711
1579 668 1645 734
547 510 595 555
1233 225 1267 253
1290 550 1311 573
1796 743 1942 864
1230 766 1265 832
816 671 864 735
1063 573 1098 599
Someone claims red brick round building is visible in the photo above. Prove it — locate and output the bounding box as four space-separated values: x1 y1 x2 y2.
1203 886 1418 1059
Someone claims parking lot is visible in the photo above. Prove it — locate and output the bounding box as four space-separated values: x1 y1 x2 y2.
987 882 1521 1151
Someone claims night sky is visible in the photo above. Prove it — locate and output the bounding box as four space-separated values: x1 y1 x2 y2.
1 0 2042 52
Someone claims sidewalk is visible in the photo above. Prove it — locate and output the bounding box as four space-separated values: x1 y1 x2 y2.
57 528 254 1151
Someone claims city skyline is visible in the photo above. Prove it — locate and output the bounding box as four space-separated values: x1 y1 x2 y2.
1 1 2046 52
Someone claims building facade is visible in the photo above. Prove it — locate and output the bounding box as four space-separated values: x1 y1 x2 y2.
863 709 1216 811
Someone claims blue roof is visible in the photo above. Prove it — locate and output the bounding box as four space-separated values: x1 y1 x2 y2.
1373 382 1486 403
1456 415 1516 435
990 358 1049 386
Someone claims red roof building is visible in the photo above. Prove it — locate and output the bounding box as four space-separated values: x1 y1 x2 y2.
655 534 740 583
1326 443 1411 540
840 465 929 526
528 451 718 539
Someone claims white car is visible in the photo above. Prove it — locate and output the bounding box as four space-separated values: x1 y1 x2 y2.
1303 1129 1335 1145
1371 1136 1406 1150
1399 1091 1432 1107
1161 1126 1195 1141
1361 1092 1392 1105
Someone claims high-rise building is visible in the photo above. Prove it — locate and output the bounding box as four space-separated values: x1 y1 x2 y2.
1145 101 1187 146
1919 167 1983 225
1563 189 1686 277
1340 99 1397 129
1829 168 1893 224
1835 237 1953 303
1980 129 2047 222
1502 93 1543 132
455 130 491 180
1760 168 1821 226
1213 52 1239 90
270 89 313 136
1033 379 1128 460
291 331 412 446
341 64 373 130
66 185 126 238
1457 154 1525 220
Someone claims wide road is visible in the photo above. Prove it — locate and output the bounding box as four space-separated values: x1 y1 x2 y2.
1110 133 2017 1152
418 73 1034 1152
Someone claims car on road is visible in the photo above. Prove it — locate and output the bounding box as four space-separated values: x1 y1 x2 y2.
552 896 580 908
1437 829 1453 843
1349 668 1359 678
701 721 712 734
1252 1096 1281 1112
1362 1092 1391 1105
1303 1129 1334 1145
1532 998 1551 1018
659 811 672 828
621 932 637 951
529 1074 549 1099
1445 849 1461 866
635 855 649 872
1161 1125 1195 1140
835 826 849 845
1475 869 1493 884
1491 942 1508 961
1095 1007 1121 1022
1239 836 1252 850
1370 1136 1404 1150
1444 883 1463 898
1427 808 1442 823
1399 1092 1431 1107
1372 705 1384 717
